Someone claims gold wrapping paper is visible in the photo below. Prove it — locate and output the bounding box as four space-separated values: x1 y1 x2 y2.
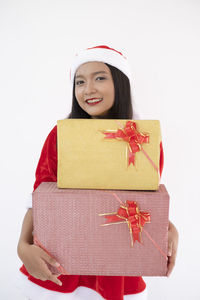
57 119 161 190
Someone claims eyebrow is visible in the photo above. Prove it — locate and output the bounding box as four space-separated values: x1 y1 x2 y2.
75 71 108 79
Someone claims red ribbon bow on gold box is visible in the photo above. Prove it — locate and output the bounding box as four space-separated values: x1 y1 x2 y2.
102 120 159 174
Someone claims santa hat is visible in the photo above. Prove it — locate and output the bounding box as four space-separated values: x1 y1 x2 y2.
69 45 140 119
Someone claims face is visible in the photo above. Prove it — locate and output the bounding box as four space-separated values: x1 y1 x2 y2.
74 61 115 118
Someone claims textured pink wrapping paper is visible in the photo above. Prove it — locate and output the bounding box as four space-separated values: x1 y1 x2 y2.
32 182 169 276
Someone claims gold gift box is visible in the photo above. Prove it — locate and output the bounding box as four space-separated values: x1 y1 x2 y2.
57 119 161 190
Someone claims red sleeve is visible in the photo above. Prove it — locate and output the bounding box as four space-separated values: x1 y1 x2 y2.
33 125 58 191
159 141 164 178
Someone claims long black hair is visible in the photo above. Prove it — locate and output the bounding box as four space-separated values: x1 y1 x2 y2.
67 63 133 119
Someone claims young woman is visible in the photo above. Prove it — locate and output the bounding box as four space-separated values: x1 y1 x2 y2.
16 45 179 300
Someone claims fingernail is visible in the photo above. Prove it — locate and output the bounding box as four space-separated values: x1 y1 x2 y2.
59 281 62 286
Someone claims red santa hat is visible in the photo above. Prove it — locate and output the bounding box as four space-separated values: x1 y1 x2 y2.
69 45 140 119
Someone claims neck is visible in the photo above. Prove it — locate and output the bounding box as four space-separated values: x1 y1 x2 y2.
91 114 109 119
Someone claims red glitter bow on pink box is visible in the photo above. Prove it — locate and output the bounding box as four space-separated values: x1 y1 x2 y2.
102 120 159 173
99 191 168 260
99 200 150 246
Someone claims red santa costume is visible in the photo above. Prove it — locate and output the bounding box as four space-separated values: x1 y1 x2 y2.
16 45 164 300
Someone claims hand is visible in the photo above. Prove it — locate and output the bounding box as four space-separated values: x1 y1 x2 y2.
18 242 62 286
167 221 179 277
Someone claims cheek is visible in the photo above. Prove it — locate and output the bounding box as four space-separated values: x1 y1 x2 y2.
107 85 115 104
75 88 82 103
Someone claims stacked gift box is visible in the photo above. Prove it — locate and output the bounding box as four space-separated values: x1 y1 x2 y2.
32 119 169 277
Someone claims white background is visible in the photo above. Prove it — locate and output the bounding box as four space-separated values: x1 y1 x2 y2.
0 0 200 299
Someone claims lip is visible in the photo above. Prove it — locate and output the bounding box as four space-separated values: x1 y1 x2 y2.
85 98 103 106
85 97 101 101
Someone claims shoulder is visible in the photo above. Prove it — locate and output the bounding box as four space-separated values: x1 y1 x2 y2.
40 125 57 153
48 125 57 138
44 125 57 144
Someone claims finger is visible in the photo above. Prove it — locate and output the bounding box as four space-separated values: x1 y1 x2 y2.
167 249 176 277
41 263 63 286
40 250 61 268
46 272 63 286
36 258 62 285
51 272 62 278
167 242 173 257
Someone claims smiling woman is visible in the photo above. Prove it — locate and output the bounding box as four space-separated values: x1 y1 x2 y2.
68 45 136 120
17 45 178 300
74 62 115 117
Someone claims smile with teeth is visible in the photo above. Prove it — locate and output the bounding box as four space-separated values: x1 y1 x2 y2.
86 98 103 103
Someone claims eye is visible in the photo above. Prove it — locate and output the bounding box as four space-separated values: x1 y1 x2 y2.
96 76 106 81
75 80 84 86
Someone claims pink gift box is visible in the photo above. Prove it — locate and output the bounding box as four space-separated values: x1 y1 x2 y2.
32 182 169 276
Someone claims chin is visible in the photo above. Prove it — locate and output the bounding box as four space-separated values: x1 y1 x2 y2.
94 110 109 116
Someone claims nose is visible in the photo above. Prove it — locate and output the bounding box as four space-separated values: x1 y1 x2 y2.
84 80 97 95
